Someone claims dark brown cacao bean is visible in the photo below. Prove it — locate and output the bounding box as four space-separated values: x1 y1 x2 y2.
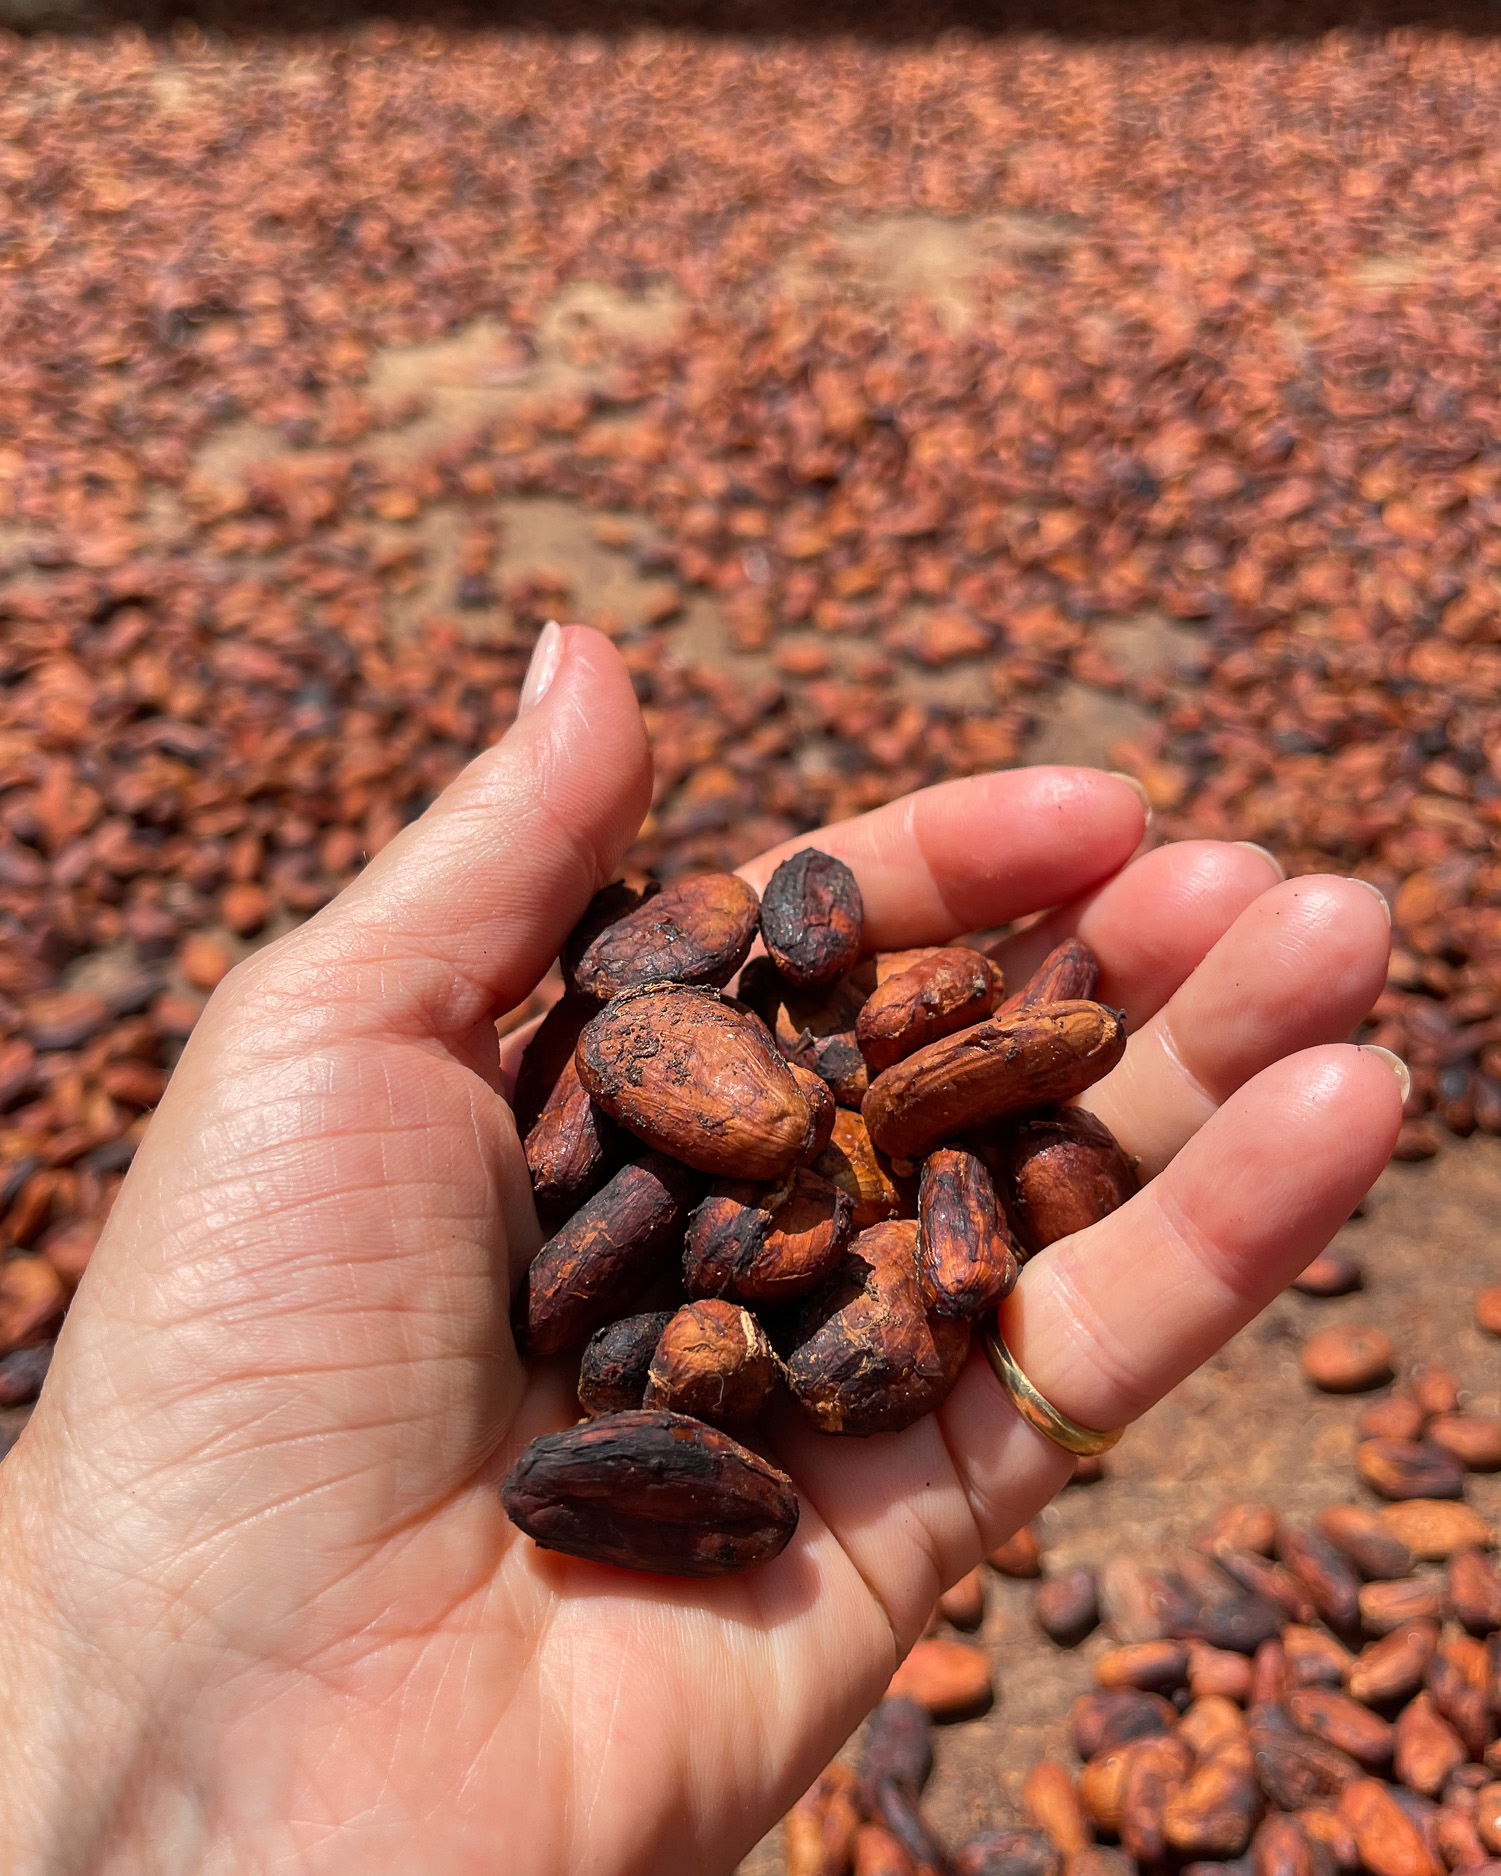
512 993 595 1136
990 1107 1138 1256
516 1152 699 1356
524 1053 619 1223
917 1146 1018 1319
501 1408 798 1576
643 1298 778 1428
578 1310 676 1415
564 873 758 1002
785 1219 971 1435
684 1167 853 1302
760 848 864 989
857 948 1004 1073
997 939 1101 1016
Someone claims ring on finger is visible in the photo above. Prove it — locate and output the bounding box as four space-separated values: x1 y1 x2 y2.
981 1315 1125 1458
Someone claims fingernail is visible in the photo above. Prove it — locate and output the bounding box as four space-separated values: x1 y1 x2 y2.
1363 1045 1411 1104
1233 840 1286 882
1107 771 1153 829
518 620 562 716
1351 877 1392 924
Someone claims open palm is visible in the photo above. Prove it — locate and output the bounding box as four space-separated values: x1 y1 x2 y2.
0 627 1401 1876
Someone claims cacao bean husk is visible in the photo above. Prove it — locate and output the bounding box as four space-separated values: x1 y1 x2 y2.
685 1167 854 1303
917 1146 1018 1319
501 1408 798 1577
564 873 758 1002
578 983 817 1179
863 1002 1127 1160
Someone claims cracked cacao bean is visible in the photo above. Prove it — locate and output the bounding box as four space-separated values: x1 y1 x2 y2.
863 1002 1127 1160
813 1108 903 1229
997 939 1101 1017
501 1408 798 1576
684 1167 853 1302
774 973 871 1108
578 1310 676 1415
516 1152 699 1356
856 948 1005 1073
760 848 864 989
564 873 759 1002
643 1298 778 1428
917 1147 1018 1320
785 1219 971 1435
990 1108 1138 1256
578 983 818 1179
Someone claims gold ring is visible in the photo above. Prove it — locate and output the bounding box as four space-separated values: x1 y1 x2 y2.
981 1317 1125 1458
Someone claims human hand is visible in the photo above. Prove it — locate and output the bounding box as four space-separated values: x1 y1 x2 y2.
0 625 1401 1875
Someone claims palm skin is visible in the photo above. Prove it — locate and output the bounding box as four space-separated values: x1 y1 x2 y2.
0 627 1401 1876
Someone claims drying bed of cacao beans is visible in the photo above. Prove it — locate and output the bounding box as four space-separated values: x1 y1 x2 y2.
778 1282 1501 1876
0 12 1500 1433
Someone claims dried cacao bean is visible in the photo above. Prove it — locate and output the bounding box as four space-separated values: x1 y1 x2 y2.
512 993 595 1135
1347 1622 1439 1705
1070 1689 1175 1759
1023 1762 1092 1856
578 1310 675 1415
524 1054 620 1223
785 1220 971 1435
1358 1578 1440 1634
1448 1546 1501 1634
953 1831 1058 1876
578 983 817 1179
501 1408 798 1576
1355 1440 1466 1502
1279 1526 1363 1640
887 1637 992 1717
564 873 758 1002
1393 1694 1466 1798
857 948 1004 1072
1096 1641 1190 1693
1036 1569 1101 1647
684 1167 854 1303
861 1697 934 1804
1427 1412 1501 1471
760 848 864 989
1250 1706 1362 1808
1121 1734 1194 1863
1287 1688 1394 1772
786 1763 862 1876
863 1002 1127 1160
997 939 1100 1016
990 1107 1138 1255
642 1298 778 1428
516 1152 698 1356
1316 1506 1415 1582
917 1147 1018 1319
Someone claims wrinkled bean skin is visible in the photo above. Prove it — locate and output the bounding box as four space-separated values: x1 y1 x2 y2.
501 1409 799 1576
863 1001 1128 1160
760 848 864 989
785 1220 972 1435
996 938 1101 1017
643 1298 779 1427
578 1310 676 1415
512 993 596 1137
564 872 760 1003
857 948 1005 1073
524 1054 620 1226
516 1153 700 1356
684 1168 854 1302
917 1146 1019 1318
579 983 818 1179
990 1107 1139 1256
813 1108 904 1230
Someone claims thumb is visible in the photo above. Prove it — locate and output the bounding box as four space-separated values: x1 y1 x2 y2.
254 623 652 1046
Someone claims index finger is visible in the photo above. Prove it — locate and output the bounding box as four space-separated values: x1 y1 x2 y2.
737 767 1148 951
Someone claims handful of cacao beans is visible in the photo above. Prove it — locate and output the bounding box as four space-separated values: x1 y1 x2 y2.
501 851 1138 1577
